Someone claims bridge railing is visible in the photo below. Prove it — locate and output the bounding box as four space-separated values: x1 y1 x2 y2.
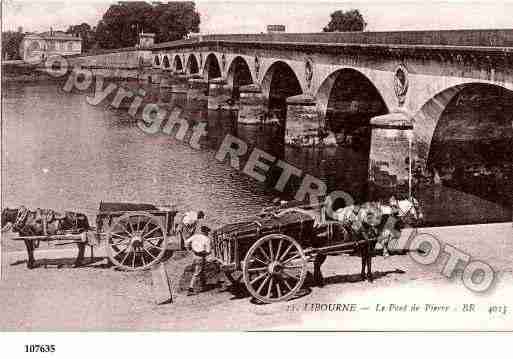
152 29 513 49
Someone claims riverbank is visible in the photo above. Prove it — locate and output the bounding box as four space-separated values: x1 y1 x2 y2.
1 73 58 83
2 61 52 83
1 222 511 330
1 60 146 84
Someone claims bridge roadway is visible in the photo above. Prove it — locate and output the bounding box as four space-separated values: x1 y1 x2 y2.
152 29 513 48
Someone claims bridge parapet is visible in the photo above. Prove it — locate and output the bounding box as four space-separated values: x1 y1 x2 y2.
152 29 513 50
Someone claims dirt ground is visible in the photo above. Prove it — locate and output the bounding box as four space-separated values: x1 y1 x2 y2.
1 222 512 331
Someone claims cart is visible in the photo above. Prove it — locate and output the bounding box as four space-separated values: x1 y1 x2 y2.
212 202 370 303
96 202 178 271
9 202 179 271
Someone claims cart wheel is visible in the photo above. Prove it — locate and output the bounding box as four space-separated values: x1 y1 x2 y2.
243 234 307 303
107 212 167 271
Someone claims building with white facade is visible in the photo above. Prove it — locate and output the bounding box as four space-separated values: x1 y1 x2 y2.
21 30 82 62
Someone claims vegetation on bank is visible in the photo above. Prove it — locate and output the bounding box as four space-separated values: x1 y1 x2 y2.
2 30 25 60
3 3 369 61
2 1 201 60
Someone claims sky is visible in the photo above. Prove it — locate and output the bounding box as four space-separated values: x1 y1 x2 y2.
2 0 513 34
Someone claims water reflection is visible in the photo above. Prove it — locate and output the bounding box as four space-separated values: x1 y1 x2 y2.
2 81 510 228
1 82 275 229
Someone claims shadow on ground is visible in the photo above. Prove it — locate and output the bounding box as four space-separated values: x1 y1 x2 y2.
321 269 406 286
10 256 107 269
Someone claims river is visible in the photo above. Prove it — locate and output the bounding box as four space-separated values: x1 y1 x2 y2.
2 80 510 230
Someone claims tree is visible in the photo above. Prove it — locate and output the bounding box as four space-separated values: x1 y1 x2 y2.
94 1 200 49
66 22 96 51
1 31 25 60
323 9 367 32
151 2 200 43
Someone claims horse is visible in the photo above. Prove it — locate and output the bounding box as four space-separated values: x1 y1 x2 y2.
373 196 423 256
333 196 423 224
1 206 90 268
314 196 423 285
332 196 423 255
383 196 423 223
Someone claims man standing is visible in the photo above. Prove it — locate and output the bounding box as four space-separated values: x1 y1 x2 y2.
357 219 380 282
178 210 205 250
185 225 211 295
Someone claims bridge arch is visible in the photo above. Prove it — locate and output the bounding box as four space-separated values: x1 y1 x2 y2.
162 55 170 69
202 53 222 80
173 55 183 72
186 54 199 74
226 56 253 100
261 61 303 120
414 82 513 207
316 68 388 149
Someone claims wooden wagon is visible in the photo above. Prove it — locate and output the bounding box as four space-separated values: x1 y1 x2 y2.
211 203 370 303
9 202 179 271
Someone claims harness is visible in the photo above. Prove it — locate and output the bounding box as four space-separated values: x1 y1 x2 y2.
393 198 420 220
0 223 12 233
352 205 361 216
64 211 80 233
12 206 30 232
36 208 56 236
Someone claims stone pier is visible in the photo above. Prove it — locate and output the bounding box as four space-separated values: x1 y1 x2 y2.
143 68 162 85
208 77 234 110
159 70 176 103
284 94 321 147
166 72 189 110
237 84 266 124
368 112 414 199
185 76 209 121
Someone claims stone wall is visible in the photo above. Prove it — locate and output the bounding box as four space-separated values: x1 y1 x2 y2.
67 48 154 79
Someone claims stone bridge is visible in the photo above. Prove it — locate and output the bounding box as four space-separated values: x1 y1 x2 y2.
148 30 513 196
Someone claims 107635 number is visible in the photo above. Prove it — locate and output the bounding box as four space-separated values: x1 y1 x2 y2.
24 345 55 353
